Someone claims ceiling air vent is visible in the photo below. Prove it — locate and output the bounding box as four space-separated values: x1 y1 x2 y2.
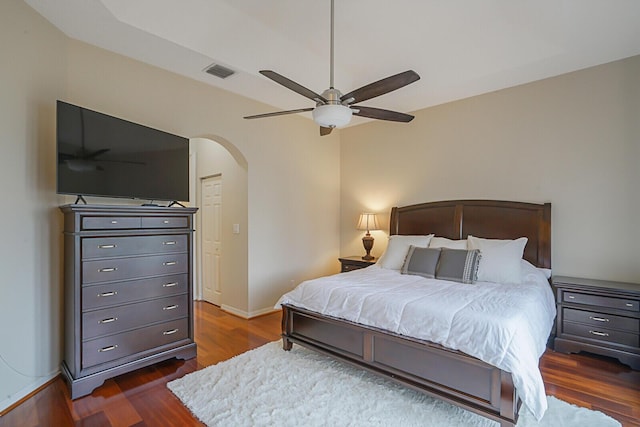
205 64 236 79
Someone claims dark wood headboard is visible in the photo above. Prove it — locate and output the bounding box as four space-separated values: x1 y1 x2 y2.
389 200 551 269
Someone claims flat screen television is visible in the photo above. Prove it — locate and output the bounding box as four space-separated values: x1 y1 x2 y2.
56 101 189 203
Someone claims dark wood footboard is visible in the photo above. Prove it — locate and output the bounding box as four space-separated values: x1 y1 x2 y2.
282 304 521 427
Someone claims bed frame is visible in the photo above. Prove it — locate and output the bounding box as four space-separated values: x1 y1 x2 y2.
281 200 551 427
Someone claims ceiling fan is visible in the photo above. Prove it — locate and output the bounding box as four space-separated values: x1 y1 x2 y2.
244 0 420 136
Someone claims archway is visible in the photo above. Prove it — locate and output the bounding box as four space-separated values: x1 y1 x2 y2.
189 136 249 314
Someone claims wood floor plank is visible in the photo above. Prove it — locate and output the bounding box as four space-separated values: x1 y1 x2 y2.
1 301 638 427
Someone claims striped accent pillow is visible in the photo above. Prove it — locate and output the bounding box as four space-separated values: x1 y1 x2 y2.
401 246 442 278
435 248 482 284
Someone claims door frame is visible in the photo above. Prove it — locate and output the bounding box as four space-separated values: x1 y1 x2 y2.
196 173 223 303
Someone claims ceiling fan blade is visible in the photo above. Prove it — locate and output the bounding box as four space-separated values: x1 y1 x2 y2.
341 70 420 105
244 107 314 120
320 126 333 136
98 159 146 165
352 106 414 122
58 152 75 163
260 70 327 104
84 148 111 159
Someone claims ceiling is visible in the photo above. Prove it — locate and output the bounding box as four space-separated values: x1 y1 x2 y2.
24 0 640 127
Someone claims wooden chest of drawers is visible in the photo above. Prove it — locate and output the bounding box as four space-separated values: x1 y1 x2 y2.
60 205 198 398
553 275 640 370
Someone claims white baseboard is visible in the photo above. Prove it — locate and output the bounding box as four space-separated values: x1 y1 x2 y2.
220 304 279 319
0 372 59 415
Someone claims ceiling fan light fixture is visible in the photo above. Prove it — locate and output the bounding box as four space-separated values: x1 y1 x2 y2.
312 104 352 128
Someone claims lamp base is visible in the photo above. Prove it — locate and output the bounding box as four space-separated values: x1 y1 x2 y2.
362 234 374 261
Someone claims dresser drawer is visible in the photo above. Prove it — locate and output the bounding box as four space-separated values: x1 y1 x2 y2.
82 274 187 310
562 321 639 347
82 253 188 284
141 216 189 229
82 216 141 230
82 294 188 340
82 318 188 369
82 235 188 259
563 308 639 333
563 291 639 312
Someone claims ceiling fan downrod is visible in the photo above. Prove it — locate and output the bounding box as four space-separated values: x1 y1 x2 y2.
330 0 335 90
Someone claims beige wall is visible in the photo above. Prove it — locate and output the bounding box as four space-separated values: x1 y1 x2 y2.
0 0 67 412
1 0 341 410
341 55 640 283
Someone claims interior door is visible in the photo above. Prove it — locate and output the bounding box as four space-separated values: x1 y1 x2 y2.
201 175 222 305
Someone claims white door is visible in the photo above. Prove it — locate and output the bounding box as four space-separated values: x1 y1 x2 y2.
201 175 222 305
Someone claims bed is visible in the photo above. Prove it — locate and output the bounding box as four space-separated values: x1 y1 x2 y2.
278 200 553 427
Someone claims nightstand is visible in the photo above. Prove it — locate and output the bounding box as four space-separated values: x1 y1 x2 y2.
339 256 376 272
553 275 640 370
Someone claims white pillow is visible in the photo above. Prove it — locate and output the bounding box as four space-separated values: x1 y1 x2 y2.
428 237 468 250
467 235 528 284
377 234 434 270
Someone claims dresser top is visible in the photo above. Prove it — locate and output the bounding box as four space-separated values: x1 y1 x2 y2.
60 204 198 215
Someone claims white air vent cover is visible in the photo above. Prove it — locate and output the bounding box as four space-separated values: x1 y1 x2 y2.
205 64 236 79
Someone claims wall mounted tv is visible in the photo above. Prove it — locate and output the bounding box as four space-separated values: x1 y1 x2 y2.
56 100 189 203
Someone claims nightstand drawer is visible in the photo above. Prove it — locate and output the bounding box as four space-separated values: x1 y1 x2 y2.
563 291 639 312
563 321 639 347
339 256 375 272
563 308 639 333
342 263 363 272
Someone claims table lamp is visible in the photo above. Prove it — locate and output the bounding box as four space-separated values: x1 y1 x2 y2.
356 213 380 261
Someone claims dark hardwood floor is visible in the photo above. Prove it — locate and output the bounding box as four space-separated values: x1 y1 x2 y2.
1 301 638 426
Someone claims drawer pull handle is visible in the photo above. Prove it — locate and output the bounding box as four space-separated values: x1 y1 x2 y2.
99 317 118 324
163 220 170 224
163 261 177 266
626 303 634 307
98 244 117 249
163 241 177 245
111 220 118 224
163 329 178 335
589 316 609 322
99 267 118 273
97 291 117 297
163 282 178 288
163 304 179 310
589 330 609 337
567 295 575 299
99 345 118 352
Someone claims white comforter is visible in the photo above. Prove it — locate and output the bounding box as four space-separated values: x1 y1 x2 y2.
276 260 556 420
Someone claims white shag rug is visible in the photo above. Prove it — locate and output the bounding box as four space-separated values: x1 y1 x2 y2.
167 342 621 427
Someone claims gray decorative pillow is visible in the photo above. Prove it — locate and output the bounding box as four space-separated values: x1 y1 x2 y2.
401 246 442 278
435 248 482 284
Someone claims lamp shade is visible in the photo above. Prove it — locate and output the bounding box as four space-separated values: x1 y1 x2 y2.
356 213 380 232
312 104 352 128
